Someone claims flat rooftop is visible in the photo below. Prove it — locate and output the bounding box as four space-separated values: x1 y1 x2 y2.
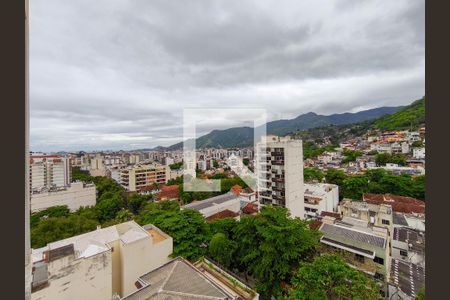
340 199 388 213
32 221 163 263
390 259 425 298
182 192 239 211
304 183 338 198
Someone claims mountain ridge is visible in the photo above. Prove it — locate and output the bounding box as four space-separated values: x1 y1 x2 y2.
156 104 405 150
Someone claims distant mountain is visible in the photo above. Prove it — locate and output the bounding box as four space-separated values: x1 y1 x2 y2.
160 104 404 150
373 97 425 131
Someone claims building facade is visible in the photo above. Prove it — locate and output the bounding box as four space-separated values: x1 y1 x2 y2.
256 135 305 219
120 163 170 192
30 181 96 212
31 221 173 300
30 155 71 192
304 183 339 219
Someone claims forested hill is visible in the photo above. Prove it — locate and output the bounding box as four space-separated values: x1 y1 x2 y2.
163 104 403 150
372 97 425 131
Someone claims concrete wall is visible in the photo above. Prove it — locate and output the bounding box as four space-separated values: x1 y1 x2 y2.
31 252 113 300
31 182 96 212
119 233 173 296
284 140 305 219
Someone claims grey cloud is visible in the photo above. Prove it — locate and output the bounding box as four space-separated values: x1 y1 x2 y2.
30 0 424 152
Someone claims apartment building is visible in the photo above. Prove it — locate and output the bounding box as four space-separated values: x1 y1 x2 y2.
304 183 339 219
256 135 305 219
31 221 173 300
30 181 96 212
30 155 71 192
120 163 170 192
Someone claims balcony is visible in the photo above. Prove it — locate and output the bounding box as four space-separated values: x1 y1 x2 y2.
271 160 284 165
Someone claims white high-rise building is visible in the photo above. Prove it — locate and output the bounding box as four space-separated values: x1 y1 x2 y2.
30 155 71 192
256 135 305 219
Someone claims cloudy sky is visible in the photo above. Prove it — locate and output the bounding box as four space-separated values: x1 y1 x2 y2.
30 0 424 152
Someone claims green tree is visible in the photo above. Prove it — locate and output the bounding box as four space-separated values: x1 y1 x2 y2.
209 233 236 268
285 254 381 300
234 207 321 298
304 167 324 182
127 193 148 214
96 192 124 222
342 149 363 164
375 153 390 166
342 176 369 200
325 169 346 186
31 215 98 248
208 217 238 239
30 205 70 228
138 208 209 260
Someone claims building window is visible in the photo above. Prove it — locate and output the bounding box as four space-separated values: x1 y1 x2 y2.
374 256 384 265
400 250 408 257
381 219 390 225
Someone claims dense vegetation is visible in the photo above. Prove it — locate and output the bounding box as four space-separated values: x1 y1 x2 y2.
325 168 425 200
304 167 325 182
373 97 425 131
303 142 336 159
375 153 407 166
341 149 363 164
284 254 381 300
30 167 152 248
169 162 183 170
207 207 321 298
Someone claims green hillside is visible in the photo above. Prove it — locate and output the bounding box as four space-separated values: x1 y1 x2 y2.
373 97 425 131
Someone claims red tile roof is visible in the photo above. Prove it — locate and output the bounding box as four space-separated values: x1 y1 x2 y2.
242 203 258 215
320 211 341 219
155 185 180 200
206 209 239 221
363 193 425 214
309 220 323 230
230 185 243 196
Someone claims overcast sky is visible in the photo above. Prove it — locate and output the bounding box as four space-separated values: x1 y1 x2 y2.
30 0 424 152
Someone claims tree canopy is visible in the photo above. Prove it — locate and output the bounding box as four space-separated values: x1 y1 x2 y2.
285 254 381 300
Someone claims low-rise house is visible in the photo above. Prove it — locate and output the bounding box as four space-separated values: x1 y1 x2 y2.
154 185 180 201
303 183 339 220
181 192 241 220
122 257 259 300
30 181 96 213
31 221 173 300
339 199 393 235
318 216 390 281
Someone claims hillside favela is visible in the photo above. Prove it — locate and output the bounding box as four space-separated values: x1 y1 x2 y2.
27 98 425 300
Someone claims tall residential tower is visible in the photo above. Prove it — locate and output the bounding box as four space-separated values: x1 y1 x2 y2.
256 135 305 219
